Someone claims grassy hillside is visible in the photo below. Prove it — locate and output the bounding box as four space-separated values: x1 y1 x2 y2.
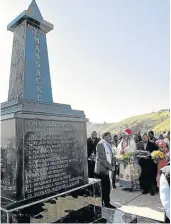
87 110 170 137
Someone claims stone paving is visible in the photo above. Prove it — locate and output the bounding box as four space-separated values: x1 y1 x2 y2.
110 186 164 222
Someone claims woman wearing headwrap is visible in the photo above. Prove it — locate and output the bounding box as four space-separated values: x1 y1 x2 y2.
117 129 141 191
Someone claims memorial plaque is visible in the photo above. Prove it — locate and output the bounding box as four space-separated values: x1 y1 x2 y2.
22 119 87 199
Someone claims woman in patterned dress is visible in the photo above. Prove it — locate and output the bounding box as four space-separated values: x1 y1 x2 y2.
117 129 141 191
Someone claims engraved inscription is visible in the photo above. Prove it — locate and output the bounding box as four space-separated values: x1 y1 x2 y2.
28 24 45 35
24 120 87 198
33 26 42 101
26 23 43 101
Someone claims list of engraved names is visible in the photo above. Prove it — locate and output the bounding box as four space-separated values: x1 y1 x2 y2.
25 120 84 198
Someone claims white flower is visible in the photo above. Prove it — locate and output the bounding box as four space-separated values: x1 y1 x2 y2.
124 146 135 154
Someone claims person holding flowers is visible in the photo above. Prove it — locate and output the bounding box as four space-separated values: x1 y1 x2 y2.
153 134 170 188
117 128 140 191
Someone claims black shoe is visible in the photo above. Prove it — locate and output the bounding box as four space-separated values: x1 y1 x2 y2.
150 186 156 196
113 185 116 188
150 189 155 196
142 190 149 194
104 203 116 209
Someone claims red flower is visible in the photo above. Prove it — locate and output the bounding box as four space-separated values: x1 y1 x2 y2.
120 149 125 155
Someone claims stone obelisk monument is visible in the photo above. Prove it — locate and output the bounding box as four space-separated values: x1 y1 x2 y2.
1 0 88 202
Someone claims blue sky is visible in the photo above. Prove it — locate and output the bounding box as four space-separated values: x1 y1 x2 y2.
0 0 170 122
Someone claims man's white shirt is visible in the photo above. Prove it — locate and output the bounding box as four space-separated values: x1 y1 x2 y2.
102 140 113 165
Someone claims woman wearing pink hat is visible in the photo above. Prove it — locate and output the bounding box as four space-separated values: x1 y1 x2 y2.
117 128 141 191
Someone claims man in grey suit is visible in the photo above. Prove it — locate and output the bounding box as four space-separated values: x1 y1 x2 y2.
94 132 116 209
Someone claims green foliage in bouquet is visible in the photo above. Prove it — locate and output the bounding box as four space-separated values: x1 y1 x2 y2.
120 152 136 160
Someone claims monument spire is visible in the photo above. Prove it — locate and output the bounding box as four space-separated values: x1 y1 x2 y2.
27 0 43 21
7 0 53 103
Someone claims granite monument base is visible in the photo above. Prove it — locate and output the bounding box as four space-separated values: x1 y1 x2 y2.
1 179 102 223
1 99 88 203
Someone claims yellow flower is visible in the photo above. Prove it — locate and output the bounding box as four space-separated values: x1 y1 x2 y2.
151 150 164 159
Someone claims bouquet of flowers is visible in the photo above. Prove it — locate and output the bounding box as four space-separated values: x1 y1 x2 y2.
119 146 136 159
151 150 165 163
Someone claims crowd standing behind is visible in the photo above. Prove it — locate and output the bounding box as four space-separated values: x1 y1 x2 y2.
87 129 170 222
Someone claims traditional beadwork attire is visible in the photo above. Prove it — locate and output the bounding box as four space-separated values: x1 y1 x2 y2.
117 129 141 190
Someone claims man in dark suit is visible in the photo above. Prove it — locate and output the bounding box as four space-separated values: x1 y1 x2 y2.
113 135 118 147
87 131 100 178
137 133 158 195
94 132 116 209
137 132 142 142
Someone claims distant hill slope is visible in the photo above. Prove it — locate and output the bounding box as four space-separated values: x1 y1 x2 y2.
87 110 170 137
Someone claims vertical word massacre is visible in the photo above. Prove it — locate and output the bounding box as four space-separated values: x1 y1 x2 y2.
35 32 41 101
29 24 45 101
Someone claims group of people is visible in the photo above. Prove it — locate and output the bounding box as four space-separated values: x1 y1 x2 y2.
87 130 170 222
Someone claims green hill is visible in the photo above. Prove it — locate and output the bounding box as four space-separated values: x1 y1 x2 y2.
87 110 170 137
